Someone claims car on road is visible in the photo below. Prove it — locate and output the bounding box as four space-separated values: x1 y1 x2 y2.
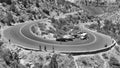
79 32 89 40
56 38 73 42
72 32 89 40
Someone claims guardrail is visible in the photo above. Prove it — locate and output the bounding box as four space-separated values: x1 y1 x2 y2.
61 39 116 56
15 36 116 56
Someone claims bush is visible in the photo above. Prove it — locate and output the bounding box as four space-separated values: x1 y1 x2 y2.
0 0 12 4
108 57 120 68
102 53 109 60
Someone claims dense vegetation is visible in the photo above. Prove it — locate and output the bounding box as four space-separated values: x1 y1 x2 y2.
0 0 81 26
88 19 120 45
0 43 76 68
31 12 96 39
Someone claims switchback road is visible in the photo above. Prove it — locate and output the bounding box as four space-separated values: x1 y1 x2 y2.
3 19 114 53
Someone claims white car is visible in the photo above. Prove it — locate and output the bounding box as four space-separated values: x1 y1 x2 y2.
63 35 74 39
78 32 88 40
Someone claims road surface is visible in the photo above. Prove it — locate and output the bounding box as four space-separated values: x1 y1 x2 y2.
3 18 114 53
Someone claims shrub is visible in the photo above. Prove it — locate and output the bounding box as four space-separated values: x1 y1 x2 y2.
108 56 120 68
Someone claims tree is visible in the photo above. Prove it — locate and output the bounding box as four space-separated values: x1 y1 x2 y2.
108 57 120 68
0 0 12 4
49 54 58 68
0 42 3 47
33 63 43 68
84 0 88 6
2 49 13 66
62 25 70 32
88 23 98 30
26 63 31 68
97 20 101 28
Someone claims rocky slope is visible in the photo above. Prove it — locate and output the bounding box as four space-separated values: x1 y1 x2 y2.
0 0 120 68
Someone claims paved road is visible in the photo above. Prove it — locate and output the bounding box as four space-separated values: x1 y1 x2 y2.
3 18 113 53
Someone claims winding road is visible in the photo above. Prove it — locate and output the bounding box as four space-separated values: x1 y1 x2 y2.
2 8 115 54
2 17 114 53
